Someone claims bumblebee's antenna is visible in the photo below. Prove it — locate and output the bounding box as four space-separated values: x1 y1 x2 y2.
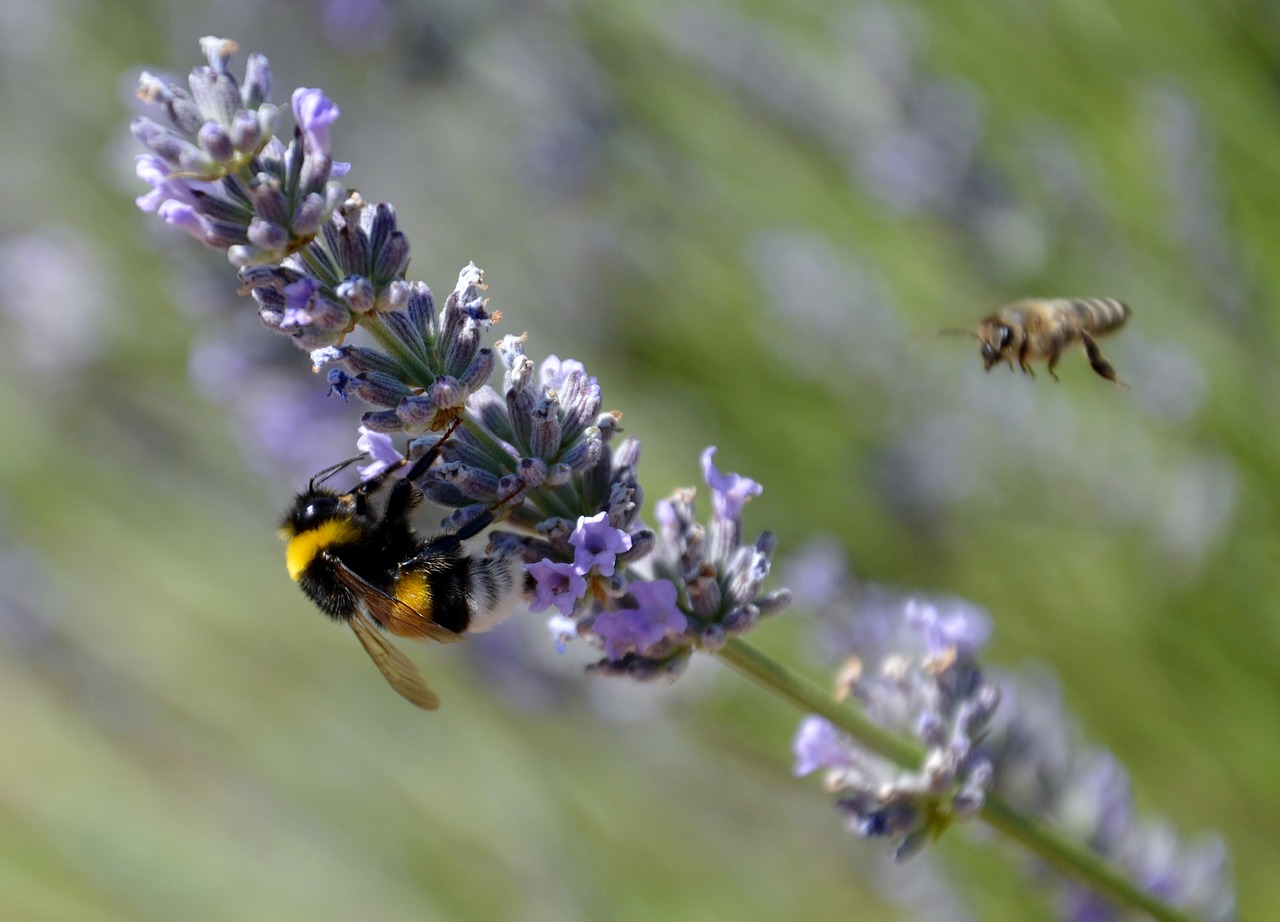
310 454 366 491
936 327 979 338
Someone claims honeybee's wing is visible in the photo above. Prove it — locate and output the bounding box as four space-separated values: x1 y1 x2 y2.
347 608 440 711
326 555 465 644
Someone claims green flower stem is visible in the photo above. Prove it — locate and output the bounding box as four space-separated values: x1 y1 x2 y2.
713 637 1202 922
358 312 441 389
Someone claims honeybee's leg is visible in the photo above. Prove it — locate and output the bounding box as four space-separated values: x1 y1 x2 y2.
1047 347 1062 382
1080 332 1129 390
1017 339 1035 377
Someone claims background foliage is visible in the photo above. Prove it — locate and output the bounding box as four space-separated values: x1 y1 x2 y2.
1 0 1277 918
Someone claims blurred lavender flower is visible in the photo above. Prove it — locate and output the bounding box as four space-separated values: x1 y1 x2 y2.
0 226 115 376
787 542 1236 917
792 604 999 861
983 668 1236 922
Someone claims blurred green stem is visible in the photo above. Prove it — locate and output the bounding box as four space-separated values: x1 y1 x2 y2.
713 637 1202 922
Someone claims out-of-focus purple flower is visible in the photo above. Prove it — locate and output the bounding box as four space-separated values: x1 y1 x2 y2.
903 597 990 657
793 716 856 777
569 511 632 577
527 560 587 616
590 579 687 660
356 426 402 479
701 446 762 521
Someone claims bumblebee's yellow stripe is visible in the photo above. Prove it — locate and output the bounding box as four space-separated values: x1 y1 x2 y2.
391 569 433 615
283 519 363 582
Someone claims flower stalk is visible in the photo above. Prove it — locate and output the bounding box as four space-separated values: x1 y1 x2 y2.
717 637 1204 922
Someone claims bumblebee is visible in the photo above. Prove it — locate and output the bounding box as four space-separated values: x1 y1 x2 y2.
943 297 1132 388
278 432 527 710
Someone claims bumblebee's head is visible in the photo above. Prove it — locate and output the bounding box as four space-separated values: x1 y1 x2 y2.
278 487 367 583
979 325 1012 369
279 488 348 539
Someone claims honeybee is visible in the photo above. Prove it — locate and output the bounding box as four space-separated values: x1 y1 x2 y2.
942 297 1132 388
278 426 528 710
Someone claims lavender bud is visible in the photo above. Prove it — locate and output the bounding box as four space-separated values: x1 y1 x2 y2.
336 275 375 313
198 122 235 162
360 409 404 433
240 52 271 108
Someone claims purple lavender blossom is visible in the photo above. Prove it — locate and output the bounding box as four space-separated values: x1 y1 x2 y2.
356 426 403 479
292 88 339 156
792 715 857 776
569 512 632 577
590 579 687 660
701 446 762 521
527 560 587 616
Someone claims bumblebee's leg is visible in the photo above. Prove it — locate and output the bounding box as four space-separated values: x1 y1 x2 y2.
403 416 464 482
383 474 421 522
452 484 529 542
1080 331 1129 390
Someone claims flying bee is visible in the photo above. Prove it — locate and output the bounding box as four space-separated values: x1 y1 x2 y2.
941 297 1132 388
278 422 528 710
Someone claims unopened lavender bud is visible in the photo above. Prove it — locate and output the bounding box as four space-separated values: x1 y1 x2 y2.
385 279 410 311
685 565 723 618
247 173 290 226
530 397 562 459
460 348 495 391
334 345 403 377
560 429 602 473
406 282 435 331
299 153 334 197
190 67 241 126
229 109 262 153
700 624 728 651
617 530 655 566
545 463 575 487
337 275 375 313
383 310 424 353
199 122 234 162
240 51 270 108
435 464 501 500
247 217 288 252
374 230 410 282
350 372 411 407
721 605 759 635
292 192 327 237
444 320 481 374
396 395 437 428
336 217 369 275
517 457 547 488
425 375 467 413
360 409 404 433
754 587 792 618
507 384 536 448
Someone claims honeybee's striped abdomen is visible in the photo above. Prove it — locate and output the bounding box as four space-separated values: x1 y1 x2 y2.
1064 297 1130 337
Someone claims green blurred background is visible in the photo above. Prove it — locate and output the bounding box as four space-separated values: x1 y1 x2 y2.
1 0 1277 919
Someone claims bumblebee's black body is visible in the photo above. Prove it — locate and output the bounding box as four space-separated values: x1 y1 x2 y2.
283 475 479 634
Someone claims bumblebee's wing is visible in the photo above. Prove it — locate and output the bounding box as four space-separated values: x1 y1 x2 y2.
348 608 440 710
326 554 464 644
